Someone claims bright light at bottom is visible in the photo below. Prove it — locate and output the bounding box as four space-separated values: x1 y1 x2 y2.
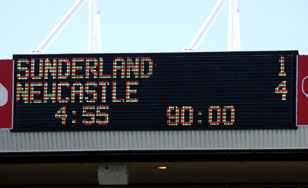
156 166 168 170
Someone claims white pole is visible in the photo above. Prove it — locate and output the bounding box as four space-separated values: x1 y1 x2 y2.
93 0 97 52
185 0 226 51
89 0 102 53
33 0 86 53
88 0 101 53
228 0 234 50
96 10 102 52
88 0 94 53
228 0 240 51
235 5 241 50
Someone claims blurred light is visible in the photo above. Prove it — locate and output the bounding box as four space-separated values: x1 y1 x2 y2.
156 166 168 170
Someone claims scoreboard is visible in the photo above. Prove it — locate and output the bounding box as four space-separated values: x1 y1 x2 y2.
12 51 297 131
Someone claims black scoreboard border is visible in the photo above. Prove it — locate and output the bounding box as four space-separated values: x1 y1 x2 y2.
12 51 298 132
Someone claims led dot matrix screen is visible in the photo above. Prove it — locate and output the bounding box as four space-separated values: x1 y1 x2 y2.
12 51 297 131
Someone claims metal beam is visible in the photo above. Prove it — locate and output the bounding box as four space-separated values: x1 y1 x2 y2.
32 0 86 53
228 0 241 51
184 0 227 51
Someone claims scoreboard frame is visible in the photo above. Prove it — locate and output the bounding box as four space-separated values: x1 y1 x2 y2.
12 51 298 131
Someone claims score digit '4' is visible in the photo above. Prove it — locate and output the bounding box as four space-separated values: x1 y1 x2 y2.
275 56 288 101
275 81 288 100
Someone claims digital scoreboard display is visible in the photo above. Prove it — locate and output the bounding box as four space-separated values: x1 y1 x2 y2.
12 51 297 131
